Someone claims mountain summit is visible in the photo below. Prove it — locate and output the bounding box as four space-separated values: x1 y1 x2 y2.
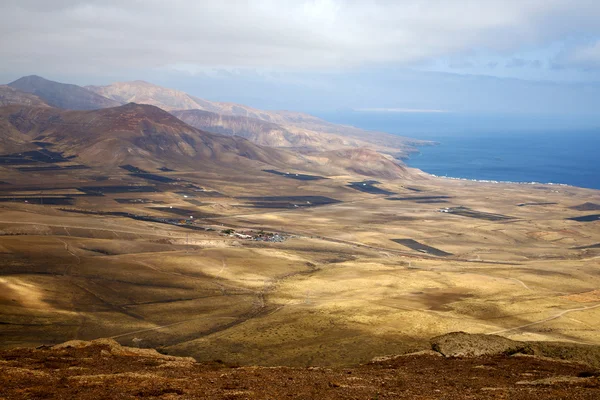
9 75 121 110
0 102 306 172
89 80 429 157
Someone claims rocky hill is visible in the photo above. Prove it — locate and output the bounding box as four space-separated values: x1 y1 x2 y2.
0 103 306 172
88 80 431 156
1 76 425 178
1 334 598 399
172 109 302 147
0 102 418 178
310 147 412 179
4 76 432 162
88 80 207 111
9 75 121 110
0 85 49 108
171 108 351 151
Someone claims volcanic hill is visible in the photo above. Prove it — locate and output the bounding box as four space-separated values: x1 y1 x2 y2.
9 75 121 111
88 80 431 156
0 85 49 108
0 103 309 172
0 100 414 178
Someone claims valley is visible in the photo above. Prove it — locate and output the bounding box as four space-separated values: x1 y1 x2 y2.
1 150 598 367
2 3 600 398
0 75 598 369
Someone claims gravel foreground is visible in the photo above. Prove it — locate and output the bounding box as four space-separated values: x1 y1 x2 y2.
1 338 599 399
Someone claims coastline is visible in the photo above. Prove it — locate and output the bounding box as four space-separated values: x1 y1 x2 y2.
401 133 600 191
427 173 571 187
317 111 599 191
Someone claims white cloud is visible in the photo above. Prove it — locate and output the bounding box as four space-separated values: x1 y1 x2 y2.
0 0 599 76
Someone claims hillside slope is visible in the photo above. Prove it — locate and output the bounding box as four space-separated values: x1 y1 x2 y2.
88 80 205 111
0 85 49 108
0 103 306 171
1 336 598 399
171 109 327 149
308 147 410 179
0 102 414 178
88 80 431 156
9 75 121 110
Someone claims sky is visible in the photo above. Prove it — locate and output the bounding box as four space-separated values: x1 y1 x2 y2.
1 0 600 118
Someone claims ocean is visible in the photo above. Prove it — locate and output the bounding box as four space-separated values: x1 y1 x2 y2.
316 111 600 190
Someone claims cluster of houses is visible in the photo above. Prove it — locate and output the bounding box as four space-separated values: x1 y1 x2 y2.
222 229 287 242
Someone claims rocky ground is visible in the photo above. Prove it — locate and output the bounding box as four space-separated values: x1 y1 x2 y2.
1 335 599 399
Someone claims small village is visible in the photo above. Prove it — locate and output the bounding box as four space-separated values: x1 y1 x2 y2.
221 228 287 242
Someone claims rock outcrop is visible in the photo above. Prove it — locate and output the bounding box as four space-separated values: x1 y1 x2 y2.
1 336 598 399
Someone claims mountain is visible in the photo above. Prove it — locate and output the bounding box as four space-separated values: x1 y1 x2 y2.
0 77 422 178
88 81 431 156
0 85 49 108
5 77 429 158
168 110 413 178
0 102 414 178
0 103 305 171
87 80 217 112
8 75 122 110
171 109 328 149
310 148 411 180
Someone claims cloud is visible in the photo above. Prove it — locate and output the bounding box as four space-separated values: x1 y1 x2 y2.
506 58 528 68
505 58 543 68
556 40 600 69
530 60 543 68
448 61 475 69
0 0 600 77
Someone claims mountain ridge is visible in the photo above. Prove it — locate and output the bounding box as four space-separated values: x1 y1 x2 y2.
1 76 423 179
9 75 121 110
0 85 49 108
0 103 305 172
0 102 413 178
87 80 431 156
4 76 430 159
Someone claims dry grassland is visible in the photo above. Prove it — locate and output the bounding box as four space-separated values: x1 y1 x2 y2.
0 166 598 366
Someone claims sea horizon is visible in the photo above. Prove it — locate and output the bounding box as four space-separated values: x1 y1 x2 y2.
315 111 600 191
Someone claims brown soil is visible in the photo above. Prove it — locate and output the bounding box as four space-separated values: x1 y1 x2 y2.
562 289 600 303
1 339 599 399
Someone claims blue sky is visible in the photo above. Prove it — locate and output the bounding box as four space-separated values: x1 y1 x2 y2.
1 1 599 118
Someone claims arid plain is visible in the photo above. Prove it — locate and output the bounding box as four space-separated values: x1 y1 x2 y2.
1 160 599 367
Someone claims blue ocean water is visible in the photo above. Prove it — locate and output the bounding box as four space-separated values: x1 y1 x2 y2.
316 111 600 190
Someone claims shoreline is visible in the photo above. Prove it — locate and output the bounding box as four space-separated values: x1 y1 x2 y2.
429 173 570 187
402 141 599 191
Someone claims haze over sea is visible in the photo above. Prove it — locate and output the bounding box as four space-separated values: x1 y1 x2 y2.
318 111 600 190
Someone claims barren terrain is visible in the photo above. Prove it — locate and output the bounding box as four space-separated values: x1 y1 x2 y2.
1 336 599 399
1 154 598 367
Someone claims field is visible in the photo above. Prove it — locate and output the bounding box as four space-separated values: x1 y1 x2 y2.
0 162 599 367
